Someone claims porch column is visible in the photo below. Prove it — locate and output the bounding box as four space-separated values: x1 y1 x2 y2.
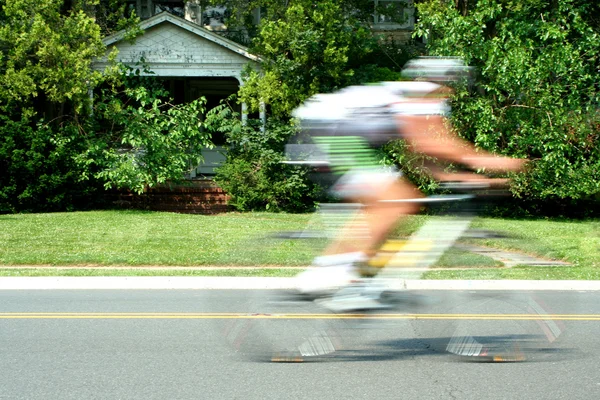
241 102 248 125
236 74 248 125
259 100 266 132
88 87 94 117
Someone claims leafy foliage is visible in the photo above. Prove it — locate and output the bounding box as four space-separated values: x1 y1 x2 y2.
0 0 107 212
415 0 600 201
0 115 101 213
82 65 214 194
92 0 144 37
0 0 106 115
237 0 374 117
223 0 419 118
205 100 321 212
0 1 212 211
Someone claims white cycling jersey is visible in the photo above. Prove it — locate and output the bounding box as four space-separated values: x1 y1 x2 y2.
291 81 453 199
293 81 449 123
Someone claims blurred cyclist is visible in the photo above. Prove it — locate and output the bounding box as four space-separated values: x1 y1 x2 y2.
292 57 524 300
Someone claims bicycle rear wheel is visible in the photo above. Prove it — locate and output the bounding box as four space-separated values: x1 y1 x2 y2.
223 290 351 363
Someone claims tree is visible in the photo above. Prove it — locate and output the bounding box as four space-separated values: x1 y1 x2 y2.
93 0 143 37
0 0 107 212
414 0 600 201
83 64 213 195
0 0 105 115
0 0 213 212
236 0 378 118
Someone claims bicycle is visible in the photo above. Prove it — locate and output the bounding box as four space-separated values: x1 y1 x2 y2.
222 184 566 364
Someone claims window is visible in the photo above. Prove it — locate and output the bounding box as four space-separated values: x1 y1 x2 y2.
201 5 227 30
373 0 414 30
129 0 185 20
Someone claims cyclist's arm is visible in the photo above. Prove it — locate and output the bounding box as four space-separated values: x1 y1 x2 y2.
397 114 524 172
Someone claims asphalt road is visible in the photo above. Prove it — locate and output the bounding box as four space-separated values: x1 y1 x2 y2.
0 289 599 400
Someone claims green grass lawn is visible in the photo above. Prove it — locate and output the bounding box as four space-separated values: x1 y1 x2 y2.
422 216 600 280
0 267 303 277
467 217 600 268
0 210 598 279
0 210 316 266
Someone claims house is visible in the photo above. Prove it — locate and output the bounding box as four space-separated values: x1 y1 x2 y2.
94 10 262 178
93 10 263 212
94 1 415 212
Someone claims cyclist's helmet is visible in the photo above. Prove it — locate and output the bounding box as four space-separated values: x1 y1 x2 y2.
402 56 473 83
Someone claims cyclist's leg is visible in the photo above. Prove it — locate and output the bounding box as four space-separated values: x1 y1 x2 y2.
296 171 421 296
359 176 422 256
323 170 421 255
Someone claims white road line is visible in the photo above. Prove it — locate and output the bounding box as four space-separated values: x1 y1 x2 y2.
0 277 599 291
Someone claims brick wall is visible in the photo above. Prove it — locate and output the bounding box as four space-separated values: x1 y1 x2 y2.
108 180 231 214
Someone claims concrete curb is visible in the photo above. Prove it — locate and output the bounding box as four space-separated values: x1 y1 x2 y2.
0 277 599 291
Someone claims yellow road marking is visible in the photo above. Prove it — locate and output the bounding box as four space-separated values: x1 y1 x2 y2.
0 313 598 320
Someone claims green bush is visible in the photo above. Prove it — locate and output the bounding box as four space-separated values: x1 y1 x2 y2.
80 64 214 194
206 103 322 212
0 116 101 213
415 0 600 202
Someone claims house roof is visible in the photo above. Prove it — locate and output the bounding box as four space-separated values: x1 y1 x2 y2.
102 12 260 63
